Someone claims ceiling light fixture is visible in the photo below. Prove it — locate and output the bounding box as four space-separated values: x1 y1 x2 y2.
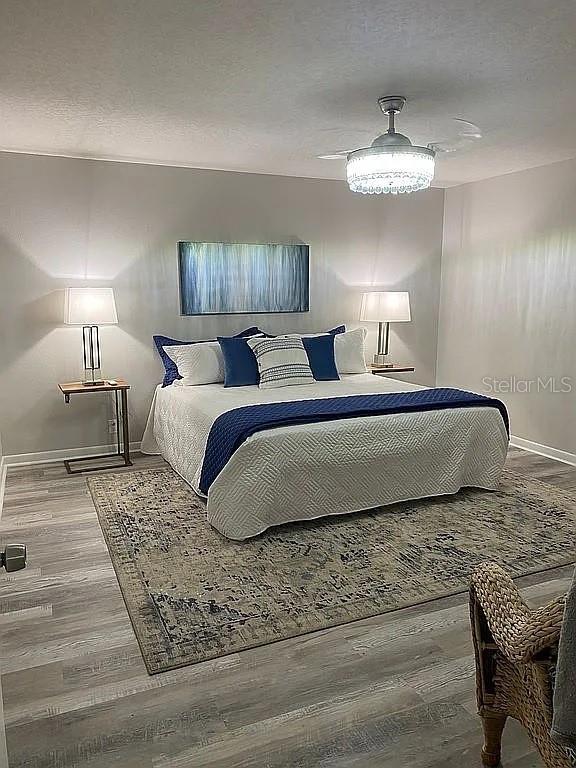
347 96 436 195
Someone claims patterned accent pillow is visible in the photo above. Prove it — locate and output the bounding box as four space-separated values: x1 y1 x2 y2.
246 336 315 389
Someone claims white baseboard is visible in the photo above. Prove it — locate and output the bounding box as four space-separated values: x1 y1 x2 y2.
0 443 143 517
1 441 142 468
510 435 576 467
0 458 7 521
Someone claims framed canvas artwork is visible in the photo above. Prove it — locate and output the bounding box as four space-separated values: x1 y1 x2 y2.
178 241 310 315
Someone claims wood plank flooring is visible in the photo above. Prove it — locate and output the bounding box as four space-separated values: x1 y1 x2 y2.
0 448 575 767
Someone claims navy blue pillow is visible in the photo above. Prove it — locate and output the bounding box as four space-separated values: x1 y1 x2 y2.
217 326 345 387
154 327 261 387
302 334 340 381
218 336 261 387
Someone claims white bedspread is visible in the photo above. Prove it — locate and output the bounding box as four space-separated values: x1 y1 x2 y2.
141 374 509 540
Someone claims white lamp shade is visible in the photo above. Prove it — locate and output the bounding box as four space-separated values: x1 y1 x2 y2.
360 291 411 323
65 287 118 325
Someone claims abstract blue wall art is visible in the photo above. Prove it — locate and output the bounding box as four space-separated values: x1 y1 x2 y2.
178 242 310 315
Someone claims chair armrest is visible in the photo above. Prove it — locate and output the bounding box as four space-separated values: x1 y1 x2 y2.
470 562 565 664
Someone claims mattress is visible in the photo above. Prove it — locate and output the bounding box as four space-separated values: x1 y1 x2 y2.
141 374 509 539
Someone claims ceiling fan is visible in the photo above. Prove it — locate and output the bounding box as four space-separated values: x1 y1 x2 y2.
318 96 482 195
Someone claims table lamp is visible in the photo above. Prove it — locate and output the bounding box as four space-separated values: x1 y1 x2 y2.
65 287 118 385
360 291 411 367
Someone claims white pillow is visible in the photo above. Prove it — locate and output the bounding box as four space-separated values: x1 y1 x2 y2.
334 327 368 374
165 342 225 385
247 336 314 389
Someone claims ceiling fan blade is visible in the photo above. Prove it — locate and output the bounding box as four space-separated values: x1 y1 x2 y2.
317 150 352 160
452 118 482 138
428 138 473 153
428 118 483 154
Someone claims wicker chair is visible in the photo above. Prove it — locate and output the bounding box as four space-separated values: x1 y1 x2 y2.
470 562 570 768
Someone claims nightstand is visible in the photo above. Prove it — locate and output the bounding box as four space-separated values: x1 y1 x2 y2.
369 364 415 376
58 379 132 474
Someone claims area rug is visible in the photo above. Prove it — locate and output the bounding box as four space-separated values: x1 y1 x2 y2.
87 469 576 674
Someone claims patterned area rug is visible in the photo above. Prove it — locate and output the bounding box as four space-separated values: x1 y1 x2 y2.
88 469 576 674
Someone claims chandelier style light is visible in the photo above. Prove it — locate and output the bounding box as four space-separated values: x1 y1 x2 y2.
347 96 436 195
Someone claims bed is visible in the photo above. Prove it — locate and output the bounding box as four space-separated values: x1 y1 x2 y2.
141 373 509 540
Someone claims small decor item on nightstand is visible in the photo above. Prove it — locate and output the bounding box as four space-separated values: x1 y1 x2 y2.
360 291 411 367
65 287 118 386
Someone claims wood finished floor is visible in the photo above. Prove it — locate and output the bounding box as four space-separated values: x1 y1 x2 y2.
0 449 575 768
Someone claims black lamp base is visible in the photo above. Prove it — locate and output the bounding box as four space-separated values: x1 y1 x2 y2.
82 326 104 386
375 321 392 366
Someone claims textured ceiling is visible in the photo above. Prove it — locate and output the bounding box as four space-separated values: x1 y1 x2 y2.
2 0 576 186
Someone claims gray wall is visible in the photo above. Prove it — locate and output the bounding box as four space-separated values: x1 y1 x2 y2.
438 158 576 455
0 152 444 456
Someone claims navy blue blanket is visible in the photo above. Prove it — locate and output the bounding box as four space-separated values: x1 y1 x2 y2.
199 388 509 493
